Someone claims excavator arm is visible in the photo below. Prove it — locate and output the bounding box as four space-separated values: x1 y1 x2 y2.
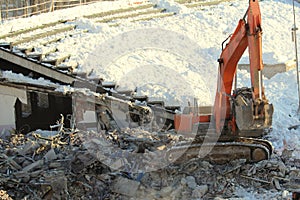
214 0 273 134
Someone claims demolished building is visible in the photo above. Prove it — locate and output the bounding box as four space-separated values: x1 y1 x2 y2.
0 76 72 133
0 70 167 135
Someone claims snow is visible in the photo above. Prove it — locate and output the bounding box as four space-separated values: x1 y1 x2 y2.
1 70 59 87
265 70 300 157
1 0 300 161
0 1 150 35
149 0 188 13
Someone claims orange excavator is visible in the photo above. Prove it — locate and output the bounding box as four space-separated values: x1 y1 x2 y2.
93 0 274 163
168 0 274 163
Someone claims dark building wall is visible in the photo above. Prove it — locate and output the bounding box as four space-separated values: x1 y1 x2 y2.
15 91 72 133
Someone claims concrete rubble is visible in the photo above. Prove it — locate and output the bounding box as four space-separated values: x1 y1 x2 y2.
0 124 299 199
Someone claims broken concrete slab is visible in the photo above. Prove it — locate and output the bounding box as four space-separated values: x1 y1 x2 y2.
22 160 44 172
185 176 197 190
112 176 140 197
44 148 57 162
192 185 208 199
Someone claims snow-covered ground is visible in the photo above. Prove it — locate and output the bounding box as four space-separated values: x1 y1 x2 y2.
1 0 300 159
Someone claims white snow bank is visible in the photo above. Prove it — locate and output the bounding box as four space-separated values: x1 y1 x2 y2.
149 0 188 13
1 70 58 87
265 70 300 157
0 0 149 35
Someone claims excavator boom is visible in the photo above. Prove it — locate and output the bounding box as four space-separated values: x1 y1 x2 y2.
214 19 248 133
214 0 273 134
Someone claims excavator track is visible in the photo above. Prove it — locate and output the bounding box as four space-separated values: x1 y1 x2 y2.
166 136 273 164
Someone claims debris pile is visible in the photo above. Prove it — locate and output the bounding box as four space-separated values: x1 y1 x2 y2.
0 124 299 199
0 125 111 199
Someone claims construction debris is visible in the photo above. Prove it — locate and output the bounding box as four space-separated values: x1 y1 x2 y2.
112 176 140 197
0 119 299 200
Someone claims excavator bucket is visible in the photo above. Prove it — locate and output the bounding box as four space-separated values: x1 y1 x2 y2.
234 88 273 136
235 100 254 130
